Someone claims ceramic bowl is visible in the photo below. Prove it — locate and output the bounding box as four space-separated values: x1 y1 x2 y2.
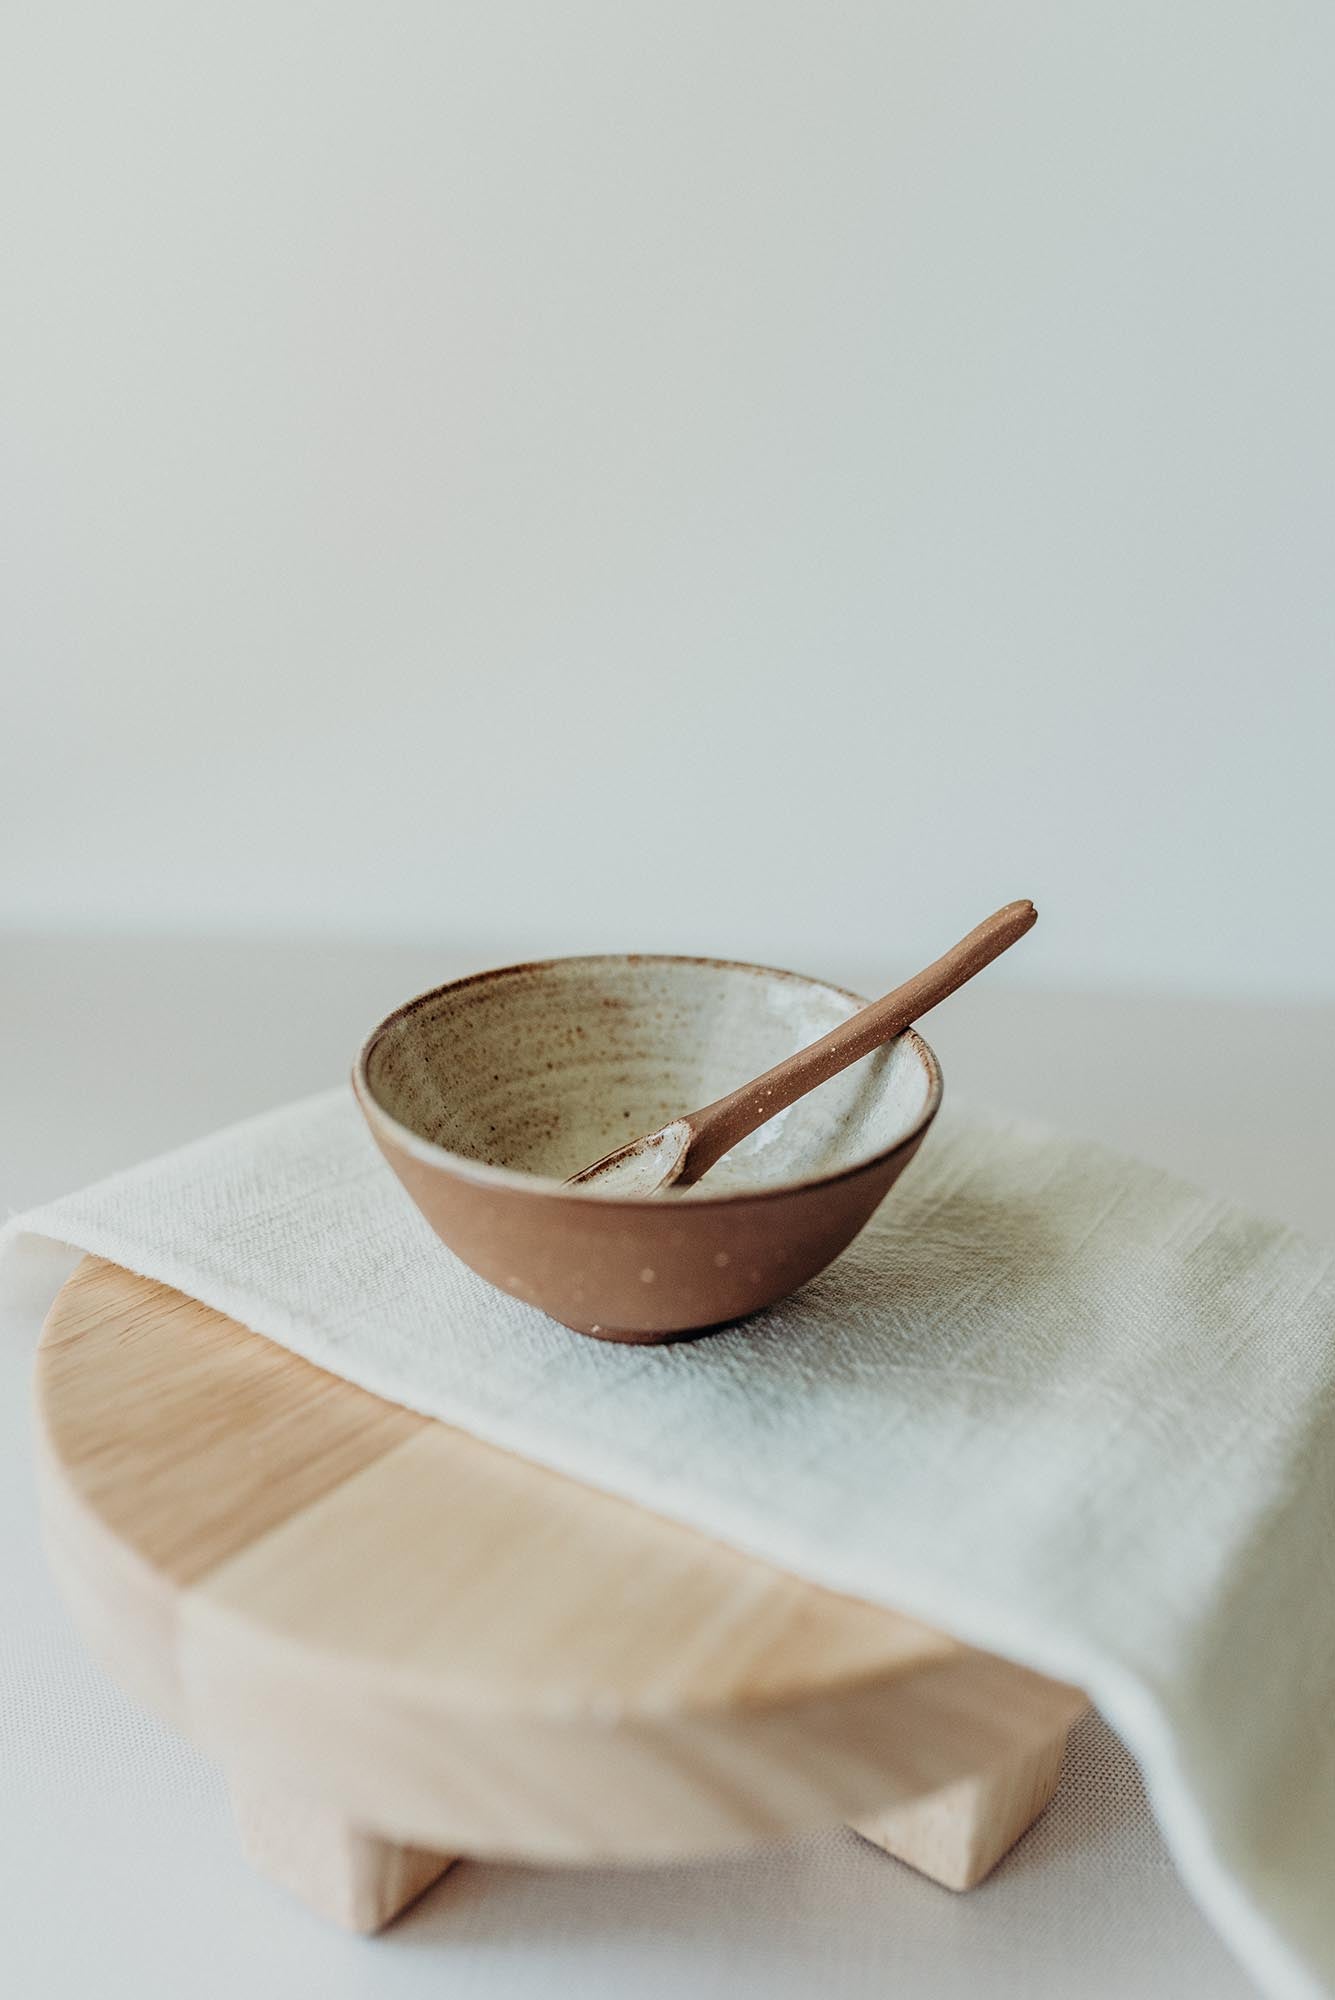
353 955 942 1343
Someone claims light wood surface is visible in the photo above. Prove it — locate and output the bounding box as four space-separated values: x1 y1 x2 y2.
852 1698 1073 1890
231 1780 456 1931
34 1256 1086 1928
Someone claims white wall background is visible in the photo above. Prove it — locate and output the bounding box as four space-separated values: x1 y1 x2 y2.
3 2 1332 996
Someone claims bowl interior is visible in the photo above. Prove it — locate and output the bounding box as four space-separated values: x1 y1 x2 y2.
362 956 937 1196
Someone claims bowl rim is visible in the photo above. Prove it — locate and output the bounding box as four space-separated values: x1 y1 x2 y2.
352 952 944 1207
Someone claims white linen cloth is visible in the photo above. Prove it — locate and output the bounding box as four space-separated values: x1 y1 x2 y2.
5 1088 1334 1998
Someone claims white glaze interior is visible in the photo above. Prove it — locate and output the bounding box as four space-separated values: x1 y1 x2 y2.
365 957 936 1196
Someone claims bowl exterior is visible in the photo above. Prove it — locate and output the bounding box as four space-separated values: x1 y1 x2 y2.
356 1096 937 1342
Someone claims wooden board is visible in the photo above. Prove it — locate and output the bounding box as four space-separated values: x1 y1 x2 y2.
34 1256 1087 1929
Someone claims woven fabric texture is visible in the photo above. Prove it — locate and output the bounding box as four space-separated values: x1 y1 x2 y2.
6 1089 1333 1997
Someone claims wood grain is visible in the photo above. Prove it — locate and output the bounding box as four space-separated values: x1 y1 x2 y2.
38 1258 424 1581
852 1700 1074 1889
35 1257 1087 1913
230 1779 455 1932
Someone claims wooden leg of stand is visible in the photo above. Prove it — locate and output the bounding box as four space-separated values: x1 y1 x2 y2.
851 1716 1074 1891
230 1779 457 1932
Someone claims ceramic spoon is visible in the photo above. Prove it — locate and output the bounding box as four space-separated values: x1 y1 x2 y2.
567 899 1037 1196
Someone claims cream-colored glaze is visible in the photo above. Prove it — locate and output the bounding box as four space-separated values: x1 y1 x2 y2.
364 956 933 1200
568 904 1035 1195
575 1118 693 1196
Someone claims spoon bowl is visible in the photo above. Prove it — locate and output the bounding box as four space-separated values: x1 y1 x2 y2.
354 954 942 1341
569 902 1034 1195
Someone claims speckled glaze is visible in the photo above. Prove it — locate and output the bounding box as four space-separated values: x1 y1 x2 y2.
353 955 943 1342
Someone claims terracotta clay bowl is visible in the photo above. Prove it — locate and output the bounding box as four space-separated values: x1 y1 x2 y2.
353 955 943 1343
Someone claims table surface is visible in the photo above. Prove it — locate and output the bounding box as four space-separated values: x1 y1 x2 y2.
5 931 1333 1999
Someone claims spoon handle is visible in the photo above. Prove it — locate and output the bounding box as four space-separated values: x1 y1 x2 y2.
676 900 1037 1187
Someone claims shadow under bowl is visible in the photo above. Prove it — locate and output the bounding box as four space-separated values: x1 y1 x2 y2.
353 954 942 1343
